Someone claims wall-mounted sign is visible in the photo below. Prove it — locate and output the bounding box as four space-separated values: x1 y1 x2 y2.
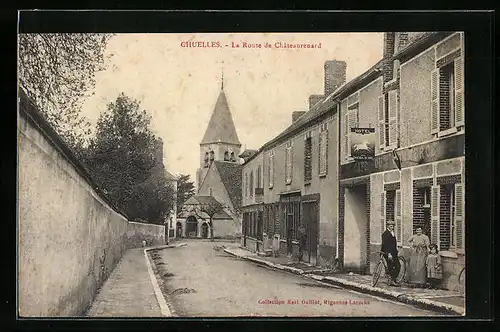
350 128 375 160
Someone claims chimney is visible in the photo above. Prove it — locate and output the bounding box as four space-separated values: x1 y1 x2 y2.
324 60 347 97
383 32 396 83
309 94 324 109
292 111 306 123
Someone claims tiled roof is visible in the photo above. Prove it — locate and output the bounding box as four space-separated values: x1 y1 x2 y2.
260 59 385 153
200 89 241 146
214 161 242 211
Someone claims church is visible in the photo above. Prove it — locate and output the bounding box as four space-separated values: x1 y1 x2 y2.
176 78 244 239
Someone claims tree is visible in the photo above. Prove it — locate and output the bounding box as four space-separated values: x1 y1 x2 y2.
176 174 196 208
82 93 174 222
18 33 113 152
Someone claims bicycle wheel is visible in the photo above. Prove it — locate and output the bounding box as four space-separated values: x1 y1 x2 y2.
458 267 465 286
372 260 384 287
396 256 407 284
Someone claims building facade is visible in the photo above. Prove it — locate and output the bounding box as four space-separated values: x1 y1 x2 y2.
240 32 465 291
241 60 346 267
338 32 465 291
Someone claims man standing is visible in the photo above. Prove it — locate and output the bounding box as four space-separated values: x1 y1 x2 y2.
298 224 307 262
381 220 401 286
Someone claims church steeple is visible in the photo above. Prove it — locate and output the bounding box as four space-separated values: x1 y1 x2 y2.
200 85 241 146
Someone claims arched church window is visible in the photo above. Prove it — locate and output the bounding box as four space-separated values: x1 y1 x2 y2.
209 151 215 162
204 152 209 168
230 152 236 162
224 151 230 161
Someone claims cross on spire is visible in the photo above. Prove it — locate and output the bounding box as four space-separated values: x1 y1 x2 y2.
221 60 224 90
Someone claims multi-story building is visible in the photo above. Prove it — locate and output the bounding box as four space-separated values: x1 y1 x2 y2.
241 60 346 266
240 32 465 291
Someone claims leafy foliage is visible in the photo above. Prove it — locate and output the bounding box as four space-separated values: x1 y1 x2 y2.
18 33 113 152
82 94 174 223
176 174 196 208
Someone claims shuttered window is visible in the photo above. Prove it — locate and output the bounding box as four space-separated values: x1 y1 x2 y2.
304 132 312 182
387 90 399 149
454 183 464 249
285 142 293 184
249 171 254 198
431 43 464 135
431 185 440 249
346 107 358 159
257 165 262 188
378 94 386 150
395 189 402 245
380 191 386 232
268 151 274 189
319 123 328 176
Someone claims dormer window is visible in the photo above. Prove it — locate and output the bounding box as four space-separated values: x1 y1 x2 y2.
224 151 230 161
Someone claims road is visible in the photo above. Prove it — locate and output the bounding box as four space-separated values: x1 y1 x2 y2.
157 240 442 317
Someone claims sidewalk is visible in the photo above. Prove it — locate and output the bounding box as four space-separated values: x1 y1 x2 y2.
85 243 186 317
224 246 465 316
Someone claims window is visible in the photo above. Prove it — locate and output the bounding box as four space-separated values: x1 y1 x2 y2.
431 182 464 251
345 103 359 159
209 188 213 196
431 54 464 135
249 171 254 198
304 132 312 182
381 189 402 244
378 90 399 151
268 151 275 188
224 151 229 161
245 173 248 198
280 195 301 240
318 123 328 176
209 151 215 163
285 142 293 184
204 152 209 168
230 152 236 162
257 165 262 188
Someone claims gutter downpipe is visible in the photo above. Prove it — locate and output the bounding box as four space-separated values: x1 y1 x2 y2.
335 100 342 270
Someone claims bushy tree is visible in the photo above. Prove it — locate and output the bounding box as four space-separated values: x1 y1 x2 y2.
18 33 113 152
176 174 196 208
83 93 174 222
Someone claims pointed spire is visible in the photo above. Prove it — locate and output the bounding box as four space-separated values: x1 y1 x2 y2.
200 88 241 146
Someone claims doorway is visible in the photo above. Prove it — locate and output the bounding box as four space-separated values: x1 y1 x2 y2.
201 222 209 238
343 184 369 271
186 216 198 238
176 222 183 238
302 199 319 264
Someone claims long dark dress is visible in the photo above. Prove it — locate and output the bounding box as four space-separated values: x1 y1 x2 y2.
407 234 430 285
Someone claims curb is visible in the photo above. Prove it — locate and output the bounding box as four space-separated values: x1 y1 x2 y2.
144 247 173 317
224 248 464 316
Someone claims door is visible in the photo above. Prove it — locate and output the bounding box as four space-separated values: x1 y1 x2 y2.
243 213 247 246
303 200 319 264
201 223 209 238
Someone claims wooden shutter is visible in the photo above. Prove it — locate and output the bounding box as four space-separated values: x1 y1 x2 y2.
378 95 386 150
269 153 274 188
395 189 402 244
454 183 464 249
347 109 357 158
319 126 328 175
324 129 328 174
454 56 465 127
343 112 349 160
431 185 440 249
430 69 440 134
388 90 399 148
380 191 386 233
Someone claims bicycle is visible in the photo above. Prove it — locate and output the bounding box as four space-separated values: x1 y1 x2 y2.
458 266 465 292
372 251 407 287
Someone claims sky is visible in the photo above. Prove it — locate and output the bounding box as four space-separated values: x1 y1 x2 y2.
80 33 384 186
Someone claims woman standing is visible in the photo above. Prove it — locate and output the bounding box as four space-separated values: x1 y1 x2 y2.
407 227 430 286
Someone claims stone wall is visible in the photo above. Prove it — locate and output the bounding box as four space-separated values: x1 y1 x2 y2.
126 221 165 248
18 92 165 317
